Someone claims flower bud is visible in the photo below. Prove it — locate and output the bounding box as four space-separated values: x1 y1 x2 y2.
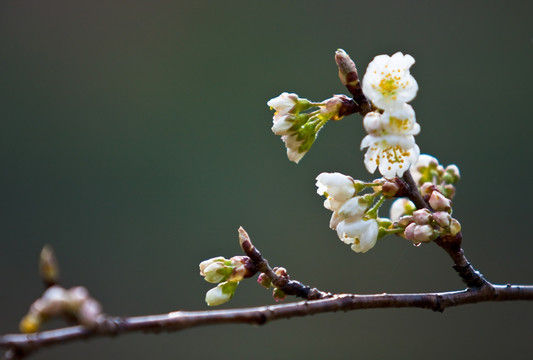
433 211 451 228
397 215 414 228
363 112 383 135
200 257 240 284
413 224 437 243
443 184 456 199
335 48 359 87
413 208 432 225
205 281 238 306
199 257 225 276
436 165 445 177
389 198 416 221
39 245 59 286
443 164 461 184
229 256 256 281
404 223 436 243
450 218 461 236
420 182 436 197
381 179 401 197
203 262 230 283
77 298 103 328
320 95 346 121
257 273 272 289
274 267 288 277
403 223 417 242
429 191 452 212
411 154 439 185
19 313 42 333
37 286 69 316
273 287 286 302
67 286 90 312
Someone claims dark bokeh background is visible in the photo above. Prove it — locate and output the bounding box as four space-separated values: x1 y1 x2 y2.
1 1 532 359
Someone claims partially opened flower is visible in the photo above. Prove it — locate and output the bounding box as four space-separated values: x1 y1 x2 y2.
315 172 357 211
336 218 379 253
362 52 418 111
267 92 311 115
268 94 349 163
389 198 416 221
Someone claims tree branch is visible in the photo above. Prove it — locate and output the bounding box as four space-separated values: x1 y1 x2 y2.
2 284 533 358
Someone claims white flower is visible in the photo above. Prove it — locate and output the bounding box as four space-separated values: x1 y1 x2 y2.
336 218 379 253
381 104 420 136
199 257 225 276
361 105 421 178
271 114 295 135
338 197 368 219
329 196 369 229
410 154 439 185
389 198 416 221
267 92 300 115
362 52 418 111
282 134 306 164
361 133 420 178
315 172 356 211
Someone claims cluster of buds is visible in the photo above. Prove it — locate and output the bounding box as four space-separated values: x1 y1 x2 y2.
389 155 461 244
401 208 460 244
19 285 103 333
360 52 421 178
315 172 382 253
199 256 257 306
267 92 352 163
411 154 460 199
257 267 287 302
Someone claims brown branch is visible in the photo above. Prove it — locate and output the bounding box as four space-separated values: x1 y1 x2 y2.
401 170 489 289
2 284 533 358
238 227 332 300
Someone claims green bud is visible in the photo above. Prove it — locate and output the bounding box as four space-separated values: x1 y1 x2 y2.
205 281 239 306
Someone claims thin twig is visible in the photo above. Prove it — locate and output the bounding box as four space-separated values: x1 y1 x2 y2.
238 227 332 300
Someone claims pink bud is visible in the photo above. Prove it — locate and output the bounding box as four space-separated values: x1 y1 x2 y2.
413 209 432 225
429 191 451 212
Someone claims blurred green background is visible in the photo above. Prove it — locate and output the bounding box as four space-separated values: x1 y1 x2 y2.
1 1 532 359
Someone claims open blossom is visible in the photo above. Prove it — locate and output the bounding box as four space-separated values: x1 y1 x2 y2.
362 52 418 111
361 104 420 178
